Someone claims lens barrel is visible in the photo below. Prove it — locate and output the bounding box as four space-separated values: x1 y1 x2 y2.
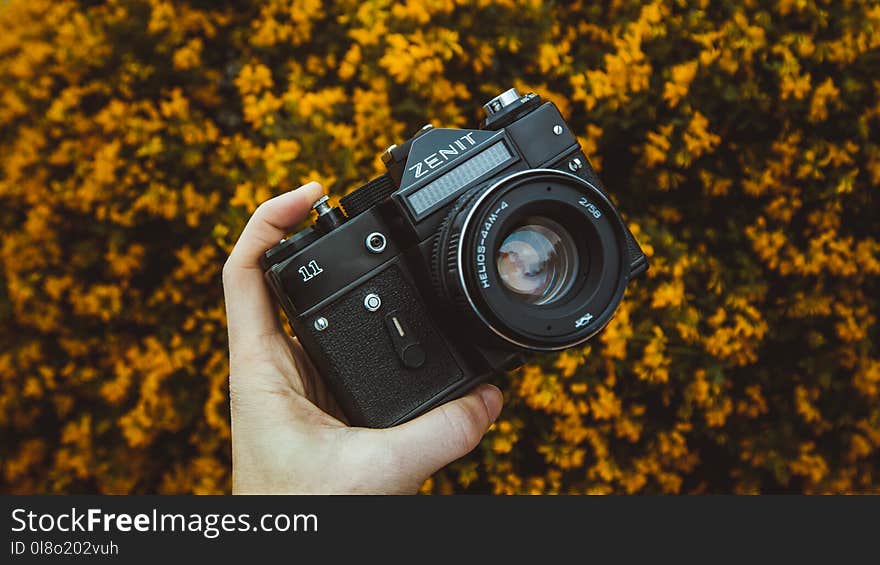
433 169 632 351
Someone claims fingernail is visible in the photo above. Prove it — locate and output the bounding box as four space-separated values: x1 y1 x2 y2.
477 384 503 421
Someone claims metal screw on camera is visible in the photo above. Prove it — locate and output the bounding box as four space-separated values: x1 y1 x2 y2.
365 232 387 254
568 157 583 172
553 125 563 135
314 317 329 331
364 293 381 312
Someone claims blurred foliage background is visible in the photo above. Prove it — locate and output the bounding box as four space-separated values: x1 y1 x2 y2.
1 0 878 494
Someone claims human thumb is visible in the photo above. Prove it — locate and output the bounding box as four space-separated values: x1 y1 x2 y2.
381 384 503 484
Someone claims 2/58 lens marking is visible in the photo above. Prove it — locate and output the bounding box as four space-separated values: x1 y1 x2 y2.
578 197 602 219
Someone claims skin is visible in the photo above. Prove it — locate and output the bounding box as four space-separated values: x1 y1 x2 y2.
222 181 504 494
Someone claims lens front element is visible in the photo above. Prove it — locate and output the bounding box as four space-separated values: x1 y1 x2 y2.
496 217 579 305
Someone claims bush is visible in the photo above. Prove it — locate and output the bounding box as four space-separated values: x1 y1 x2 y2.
1 0 878 494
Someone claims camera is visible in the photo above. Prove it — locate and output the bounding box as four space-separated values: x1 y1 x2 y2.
261 89 648 428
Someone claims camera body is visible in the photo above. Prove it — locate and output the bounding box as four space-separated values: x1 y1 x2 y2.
262 89 647 428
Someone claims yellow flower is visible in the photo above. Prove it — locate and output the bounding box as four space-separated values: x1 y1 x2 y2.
235 63 274 96
663 60 698 107
809 77 840 122
683 111 720 158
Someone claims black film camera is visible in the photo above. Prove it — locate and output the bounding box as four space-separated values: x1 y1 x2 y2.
262 89 647 428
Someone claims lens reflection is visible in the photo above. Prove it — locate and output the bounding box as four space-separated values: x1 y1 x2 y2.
496 217 579 305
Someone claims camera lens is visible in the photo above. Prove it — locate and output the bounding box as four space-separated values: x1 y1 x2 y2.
433 168 631 351
496 217 580 305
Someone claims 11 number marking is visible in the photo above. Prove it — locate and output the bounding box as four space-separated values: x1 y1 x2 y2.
298 260 323 282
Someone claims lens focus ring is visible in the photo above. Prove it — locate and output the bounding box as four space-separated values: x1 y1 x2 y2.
431 186 485 316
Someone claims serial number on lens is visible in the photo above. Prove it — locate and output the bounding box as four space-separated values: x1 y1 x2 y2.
10 539 119 557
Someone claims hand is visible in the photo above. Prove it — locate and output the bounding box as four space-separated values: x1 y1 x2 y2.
222 182 503 494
